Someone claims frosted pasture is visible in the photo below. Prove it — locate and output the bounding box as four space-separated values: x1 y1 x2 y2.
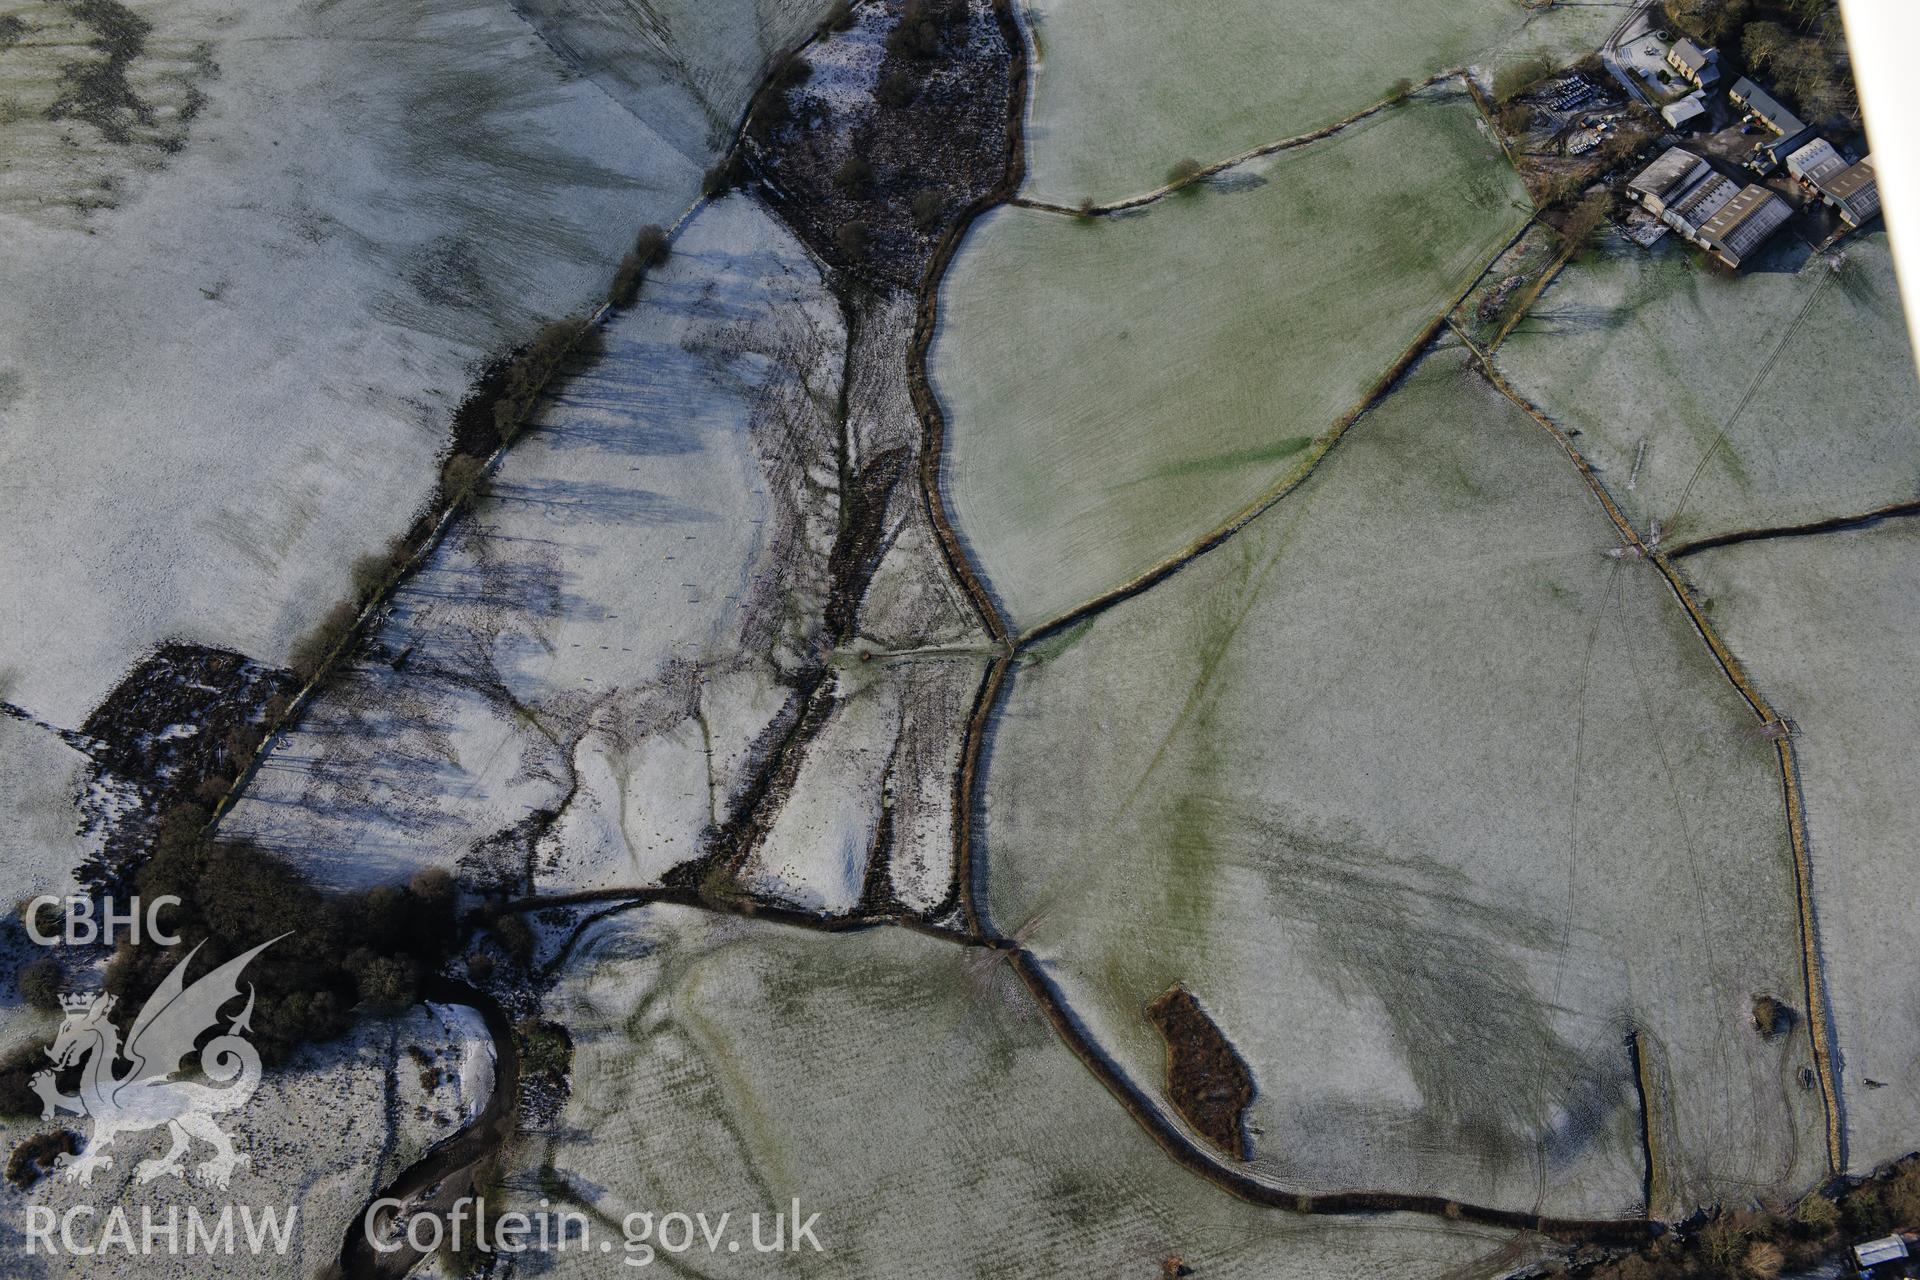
981 351 1825 1217
512 0 836 158
1017 0 1619 204
932 97 1529 631
222 196 846 895
0 716 96 907
1493 232 1920 548
510 905 1538 1279
1684 520 1920 1175
0 715 88 1173
0 0 832 727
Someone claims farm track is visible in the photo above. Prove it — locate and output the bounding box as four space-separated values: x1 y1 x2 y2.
1668 262 1838 534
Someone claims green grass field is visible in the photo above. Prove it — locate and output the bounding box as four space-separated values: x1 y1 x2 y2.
932 96 1530 632
1019 0 1617 204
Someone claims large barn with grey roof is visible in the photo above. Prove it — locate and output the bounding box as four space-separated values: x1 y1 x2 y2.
1626 148 1792 268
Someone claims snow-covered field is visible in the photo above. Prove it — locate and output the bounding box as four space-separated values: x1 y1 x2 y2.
0 0 833 729
218 169 986 907
739 653 986 913
0 1003 471 1278
1686 520 1920 1175
221 194 847 894
1493 231 1920 548
981 350 1826 1217
0 715 99 908
9 0 1914 1263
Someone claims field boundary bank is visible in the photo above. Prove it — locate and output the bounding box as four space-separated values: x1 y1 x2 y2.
462 863 1654 1235
900 2 1665 1231
1012 217 1533 648
1663 500 1920 558
905 0 1027 651
1013 71 1464 218
201 12 853 840
1486 235 1580 353
1008 951 1657 1239
1461 326 1845 1176
1626 1030 1665 1214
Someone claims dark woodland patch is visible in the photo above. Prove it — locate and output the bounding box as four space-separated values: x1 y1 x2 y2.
1751 993 1798 1039
746 0 1014 286
79 643 294 882
5 1130 79 1188
1146 985 1254 1160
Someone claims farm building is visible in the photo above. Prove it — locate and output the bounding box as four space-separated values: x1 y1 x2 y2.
1823 157 1880 226
1662 90 1709 131
1788 140 1881 226
1752 124 1819 175
1787 136 1847 185
1730 76 1805 136
1695 183 1794 267
1851 1233 1916 1277
1665 171 1741 233
1667 38 1723 90
1626 148 1712 215
1626 149 1791 268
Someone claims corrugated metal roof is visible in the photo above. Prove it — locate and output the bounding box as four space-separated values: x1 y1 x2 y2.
1663 92 1709 128
1699 184 1792 262
1628 149 1709 202
1669 172 1739 229
1826 156 1881 223
1787 137 1846 183
1829 155 1877 199
1854 1235 1910 1268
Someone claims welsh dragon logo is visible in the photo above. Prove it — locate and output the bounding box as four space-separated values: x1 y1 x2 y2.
31 937 280 1188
